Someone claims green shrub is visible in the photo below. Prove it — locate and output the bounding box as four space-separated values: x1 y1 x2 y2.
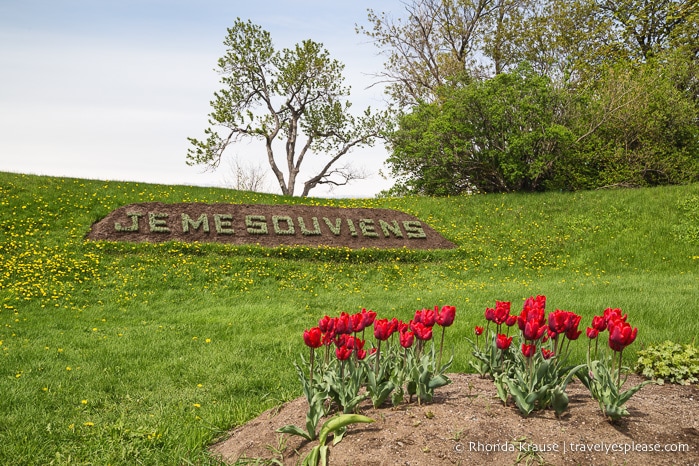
635 341 699 385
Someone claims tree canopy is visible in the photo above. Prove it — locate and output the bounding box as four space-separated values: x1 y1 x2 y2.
364 0 699 195
187 19 388 197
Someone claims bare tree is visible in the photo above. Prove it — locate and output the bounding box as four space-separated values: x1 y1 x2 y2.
221 156 269 193
357 0 515 106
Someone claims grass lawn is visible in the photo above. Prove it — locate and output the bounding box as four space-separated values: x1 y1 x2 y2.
1 171 697 464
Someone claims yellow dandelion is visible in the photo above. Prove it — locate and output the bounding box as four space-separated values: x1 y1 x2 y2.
83 422 94 427
66 366 72 371
205 338 211 344
193 403 201 408
81 399 88 405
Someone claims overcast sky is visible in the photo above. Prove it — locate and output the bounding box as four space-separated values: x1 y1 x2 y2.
0 1 403 197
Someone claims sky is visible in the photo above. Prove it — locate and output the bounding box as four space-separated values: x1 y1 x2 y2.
0 0 404 198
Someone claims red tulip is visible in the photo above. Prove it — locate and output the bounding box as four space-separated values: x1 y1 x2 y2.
495 333 512 350
541 348 554 360
335 333 352 349
505 314 518 327
547 309 571 335
608 321 638 352
494 301 511 325
485 307 496 322
303 327 322 348
399 330 414 348
318 315 335 334
335 312 353 334
521 343 536 358
474 326 484 336
356 349 367 360
373 318 392 341
518 295 546 331
389 317 400 334
565 325 582 341
411 321 433 341
523 319 547 341
436 305 456 327
335 345 353 361
586 327 599 339
414 308 437 327
591 315 606 332
603 307 627 330
361 308 377 327
351 312 366 333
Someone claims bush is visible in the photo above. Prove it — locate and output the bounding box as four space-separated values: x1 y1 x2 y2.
635 341 699 385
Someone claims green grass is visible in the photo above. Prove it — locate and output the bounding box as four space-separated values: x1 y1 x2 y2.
1 171 698 464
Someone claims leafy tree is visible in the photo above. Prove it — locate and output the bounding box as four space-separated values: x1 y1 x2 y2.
187 19 387 197
568 58 699 188
385 64 574 194
593 0 699 61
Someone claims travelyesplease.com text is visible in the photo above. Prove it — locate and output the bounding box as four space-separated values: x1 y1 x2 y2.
455 440 690 455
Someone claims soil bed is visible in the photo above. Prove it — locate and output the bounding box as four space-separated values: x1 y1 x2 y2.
211 373 698 465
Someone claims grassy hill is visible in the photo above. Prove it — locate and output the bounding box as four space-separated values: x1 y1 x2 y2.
1 171 697 464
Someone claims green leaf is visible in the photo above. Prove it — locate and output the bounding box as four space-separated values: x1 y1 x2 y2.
317 414 374 446
276 424 312 441
428 374 451 390
551 387 569 416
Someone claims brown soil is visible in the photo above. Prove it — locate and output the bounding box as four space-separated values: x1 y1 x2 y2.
210 373 699 465
86 203 456 250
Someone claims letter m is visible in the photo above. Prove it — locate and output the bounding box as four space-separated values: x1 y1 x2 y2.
182 213 210 233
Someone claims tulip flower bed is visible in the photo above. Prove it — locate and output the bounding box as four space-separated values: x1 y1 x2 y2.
471 295 652 420
277 306 456 464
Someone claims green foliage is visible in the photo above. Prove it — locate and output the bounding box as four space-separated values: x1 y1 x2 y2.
635 341 699 385
188 18 387 197
387 63 573 194
1 171 699 464
405 344 453 404
369 1 699 196
578 359 654 421
567 57 699 190
386 57 699 195
301 414 374 466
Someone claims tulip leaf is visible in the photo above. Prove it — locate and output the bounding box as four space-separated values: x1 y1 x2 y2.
551 387 569 415
276 424 313 441
317 414 374 446
428 374 451 389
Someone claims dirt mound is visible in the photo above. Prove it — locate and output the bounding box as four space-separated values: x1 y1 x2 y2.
210 373 698 465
